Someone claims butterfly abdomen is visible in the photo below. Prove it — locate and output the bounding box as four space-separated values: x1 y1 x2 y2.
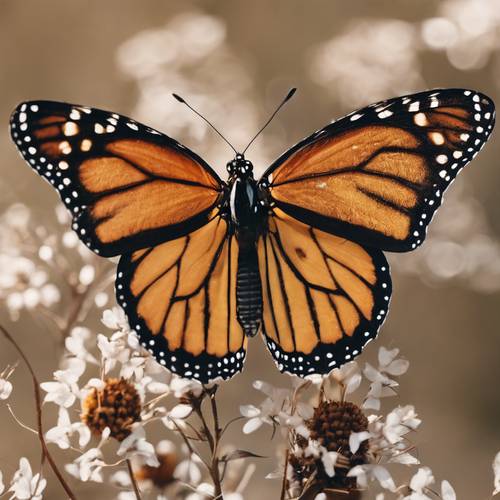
236 244 262 337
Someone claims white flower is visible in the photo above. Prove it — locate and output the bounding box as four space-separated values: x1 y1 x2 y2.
493 451 500 495
240 380 293 434
40 357 86 408
331 361 362 395
97 333 130 374
65 428 110 483
117 425 160 467
383 405 421 444
0 378 13 400
102 307 129 331
175 456 202 486
348 464 396 492
45 407 91 450
410 467 434 493
363 347 409 411
66 448 105 483
169 376 203 398
65 327 98 365
8 457 46 500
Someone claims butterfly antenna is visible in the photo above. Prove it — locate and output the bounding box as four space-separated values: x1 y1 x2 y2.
242 87 297 155
172 93 238 154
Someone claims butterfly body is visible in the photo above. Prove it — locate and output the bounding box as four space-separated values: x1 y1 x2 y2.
227 154 264 337
10 89 495 383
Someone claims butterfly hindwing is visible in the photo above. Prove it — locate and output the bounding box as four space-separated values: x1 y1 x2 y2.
257 208 391 377
260 89 495 252
116 215 246 383
10 101 224 257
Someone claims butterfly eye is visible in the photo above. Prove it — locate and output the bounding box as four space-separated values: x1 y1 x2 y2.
226 161 236 174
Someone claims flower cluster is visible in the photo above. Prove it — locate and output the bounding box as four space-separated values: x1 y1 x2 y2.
239 347 466 499
0 202 114 329
36 308 254 499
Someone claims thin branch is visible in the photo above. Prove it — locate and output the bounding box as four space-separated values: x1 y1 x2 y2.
208 387 223 499
126 458 142 500
0 324 77 500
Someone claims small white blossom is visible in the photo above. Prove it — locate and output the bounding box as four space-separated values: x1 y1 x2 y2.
97 333 130 373
240 380 291 434
40 357 86 408
175 456 202 486
117 425 160 467
402 466 437 499
66 428 110 483
45 407 91 450
363 347 409 411
331 361 362 395
102 307 129 331
65 327 98 365
383 405 421 445
8 457 46 500
348 464 396 492
169 376 203 398
0 379 13 400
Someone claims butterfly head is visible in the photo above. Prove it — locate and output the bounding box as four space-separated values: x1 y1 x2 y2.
227 153 254 179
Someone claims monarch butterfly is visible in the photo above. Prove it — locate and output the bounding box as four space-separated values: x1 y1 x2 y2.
10 88 495 383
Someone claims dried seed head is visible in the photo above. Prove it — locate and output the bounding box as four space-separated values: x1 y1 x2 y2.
134 449 177 488
81 378 141 441
309 400 369 458
289 400 369 494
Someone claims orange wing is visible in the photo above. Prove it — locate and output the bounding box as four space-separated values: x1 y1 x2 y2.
258 208 390 377
116 216 246 383
260 89 495 252
10 101 223 256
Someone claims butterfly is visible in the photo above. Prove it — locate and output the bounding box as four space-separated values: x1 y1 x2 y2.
10 88 495 383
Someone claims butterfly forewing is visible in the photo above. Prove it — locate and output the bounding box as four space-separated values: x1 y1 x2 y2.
10 101 224 257
260 89 495 252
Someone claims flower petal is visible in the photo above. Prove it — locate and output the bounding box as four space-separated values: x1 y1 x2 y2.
441 480 456 500
349 431 371 454
243 417 263 434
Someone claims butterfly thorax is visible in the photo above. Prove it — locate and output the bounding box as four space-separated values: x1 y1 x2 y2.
226 154 264 337
227 154 263 241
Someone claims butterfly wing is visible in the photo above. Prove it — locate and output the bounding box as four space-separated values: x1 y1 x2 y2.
117 215 246 383
10 101 224 257
260 89 495 252
258 208 390 377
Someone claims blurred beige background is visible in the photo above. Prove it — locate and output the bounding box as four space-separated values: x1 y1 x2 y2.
1 0 499 498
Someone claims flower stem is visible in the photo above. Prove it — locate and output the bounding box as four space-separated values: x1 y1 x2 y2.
208 387 223 499
0 324 77 500
194 386 224 499
280 448 289 500
126 458 142 500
